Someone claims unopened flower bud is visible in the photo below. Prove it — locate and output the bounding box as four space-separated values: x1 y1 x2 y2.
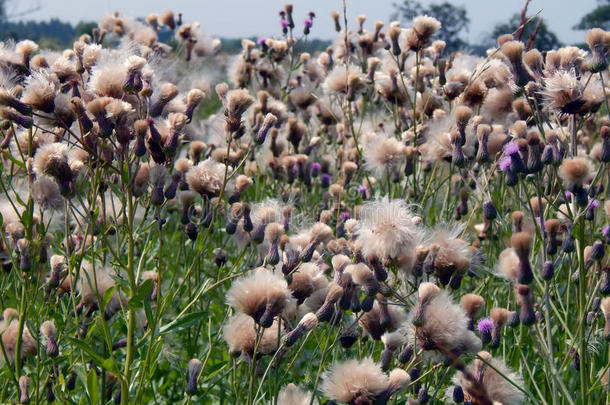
186 359 203 395
360 295 375 312
0 107 33 128
541 260 554 280
387 26 401 55
512 232 533 284
284 313 318 347
18 376 30 404
185 223 198 241
40 320 58 357
590 240 605 261
600 267 610 295
482 200 497 220
45 380 55 402
213 248 227 268
255 113 277 144
17 238 31 271
601 297 610 340
418 386 429 404
316 284 343 322
331 11 341 32
339 327 359 348
398 343 413 364
242 204 253 232
516 284 535 326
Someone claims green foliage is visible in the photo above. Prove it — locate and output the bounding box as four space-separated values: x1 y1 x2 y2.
198 93 222 119
75 21 98 37
0 18 95 48
574 0 610 30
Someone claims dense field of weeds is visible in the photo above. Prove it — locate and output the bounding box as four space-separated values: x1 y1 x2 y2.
0 3 609 405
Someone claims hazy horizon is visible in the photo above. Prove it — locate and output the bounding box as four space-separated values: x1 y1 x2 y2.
5 0 600 45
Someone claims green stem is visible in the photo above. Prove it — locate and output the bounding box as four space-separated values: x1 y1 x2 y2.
121 177 137 405
576 215 588 405
13 282 26 378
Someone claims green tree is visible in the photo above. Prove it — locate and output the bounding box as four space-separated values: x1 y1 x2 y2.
490 13 562 50
391 0 470 53
0 18 96 48
574 0 610 30
75 21 97 37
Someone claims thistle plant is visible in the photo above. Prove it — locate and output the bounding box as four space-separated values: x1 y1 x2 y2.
0 2 609 405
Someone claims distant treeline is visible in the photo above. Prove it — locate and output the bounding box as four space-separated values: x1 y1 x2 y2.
0 19 97 48
0 18 332 54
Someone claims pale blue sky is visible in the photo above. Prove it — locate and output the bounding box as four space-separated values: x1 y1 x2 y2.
8 0 600 45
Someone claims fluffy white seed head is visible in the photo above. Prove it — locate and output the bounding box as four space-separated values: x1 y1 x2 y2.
387 368 410 392
321 357 389 403
222 313 280 356
558 157 594 188
381 331 406 350
356 197 423 260
408 289 482 355
226 269 292 318
418 282 441 302
185 159 226 197
276 383 317 405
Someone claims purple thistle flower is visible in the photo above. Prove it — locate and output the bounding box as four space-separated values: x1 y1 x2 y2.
477 318 493 334
503 141 520 156
357 184 369 199
339 212 351 221
310 162 321 177
588 199 600 210
357 185 369 195
320 173 331 187
257 37 267 46
281 20 290 29
303 19 313 28
498 156 512 172
565 190 572 202
586 198 600 220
